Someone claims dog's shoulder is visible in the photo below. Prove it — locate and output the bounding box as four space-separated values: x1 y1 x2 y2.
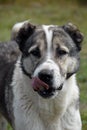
0 41 20 82
0 41 20 90
0 41 20 124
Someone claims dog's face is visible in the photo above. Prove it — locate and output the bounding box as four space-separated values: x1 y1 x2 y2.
12 21 83 98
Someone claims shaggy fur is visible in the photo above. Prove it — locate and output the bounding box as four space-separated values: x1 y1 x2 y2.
0 21 83 130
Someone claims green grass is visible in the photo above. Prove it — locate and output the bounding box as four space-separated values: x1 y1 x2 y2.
0 2 87 130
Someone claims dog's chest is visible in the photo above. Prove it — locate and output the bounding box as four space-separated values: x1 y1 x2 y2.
13 86 61 130
12 68 60 130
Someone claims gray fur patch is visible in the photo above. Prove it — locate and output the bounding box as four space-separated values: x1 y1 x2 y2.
0 41 20 125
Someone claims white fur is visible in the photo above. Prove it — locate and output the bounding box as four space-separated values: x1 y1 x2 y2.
42 25 53 58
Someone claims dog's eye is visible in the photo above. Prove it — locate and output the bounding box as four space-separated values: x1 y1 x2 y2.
56 49 68 56
30 47 41 58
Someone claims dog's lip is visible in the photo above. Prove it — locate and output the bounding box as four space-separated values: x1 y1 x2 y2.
38 88 54 98
31 77 63 98
38 84 63 98
56 84 63 90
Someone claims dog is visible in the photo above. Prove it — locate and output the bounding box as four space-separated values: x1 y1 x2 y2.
0 21 83 130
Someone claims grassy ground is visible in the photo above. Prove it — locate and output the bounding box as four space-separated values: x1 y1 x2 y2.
0 2 87 130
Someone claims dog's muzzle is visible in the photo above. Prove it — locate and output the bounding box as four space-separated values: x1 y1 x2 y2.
32 70 63 98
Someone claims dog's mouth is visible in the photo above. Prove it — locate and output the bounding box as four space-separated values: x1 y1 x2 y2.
32 77 63 98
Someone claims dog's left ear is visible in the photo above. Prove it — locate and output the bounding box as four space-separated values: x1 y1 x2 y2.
11 21 36 52
62 23 84 51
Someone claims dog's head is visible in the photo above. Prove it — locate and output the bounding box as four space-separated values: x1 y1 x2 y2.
12 21 83 98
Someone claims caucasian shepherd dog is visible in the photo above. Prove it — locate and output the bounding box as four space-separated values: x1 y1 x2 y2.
0 21 83 130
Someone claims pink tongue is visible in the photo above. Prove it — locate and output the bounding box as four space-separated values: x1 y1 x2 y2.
32 77 49 91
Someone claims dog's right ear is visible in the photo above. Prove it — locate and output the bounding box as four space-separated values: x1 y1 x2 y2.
11 21 36 52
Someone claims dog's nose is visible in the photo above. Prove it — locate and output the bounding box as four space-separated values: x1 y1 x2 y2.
38 70 53 85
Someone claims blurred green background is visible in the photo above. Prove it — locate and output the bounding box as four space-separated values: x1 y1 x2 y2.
0 0 87 130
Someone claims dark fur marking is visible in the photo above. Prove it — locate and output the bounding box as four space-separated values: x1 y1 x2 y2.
16 23 36 53
21 55 32 79
62 23 84 51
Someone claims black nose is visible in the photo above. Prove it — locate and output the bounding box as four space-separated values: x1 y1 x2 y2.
38 70 53 85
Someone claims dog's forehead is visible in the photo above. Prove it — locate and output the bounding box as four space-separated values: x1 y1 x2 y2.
34 25 73 47
36 25 66 32
35 25 70 41
36 25 60 30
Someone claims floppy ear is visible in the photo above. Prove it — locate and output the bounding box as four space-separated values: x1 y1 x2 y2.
63 23 84 51
11 21 36 52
